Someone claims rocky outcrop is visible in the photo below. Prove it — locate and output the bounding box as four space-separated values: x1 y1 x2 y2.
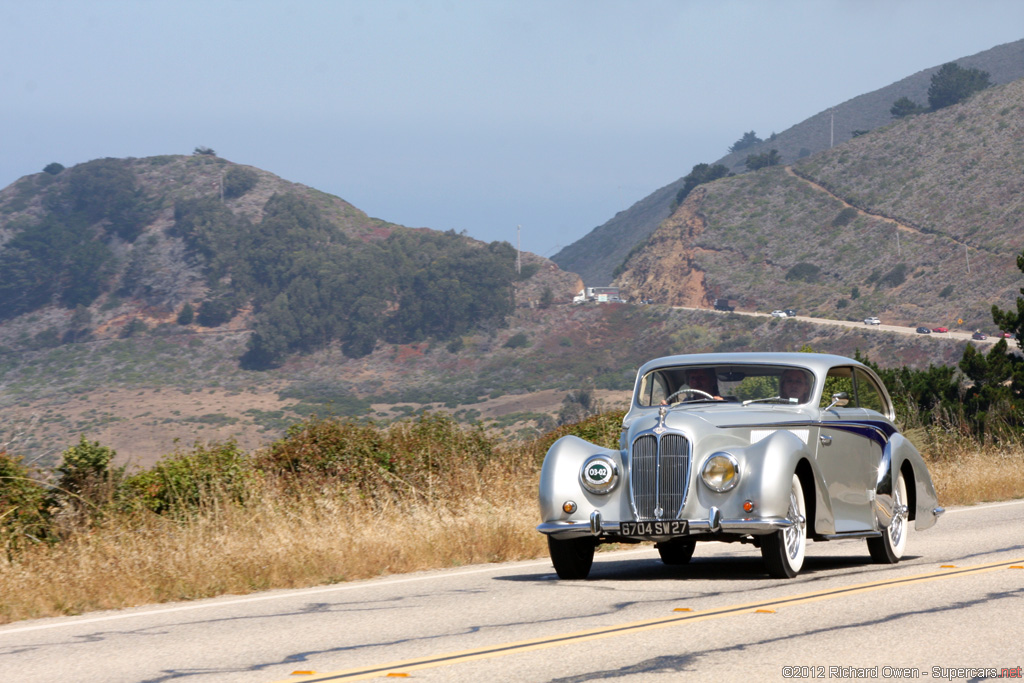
614 187 712 307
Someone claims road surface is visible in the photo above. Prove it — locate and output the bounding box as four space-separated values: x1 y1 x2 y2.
2 500 1022 682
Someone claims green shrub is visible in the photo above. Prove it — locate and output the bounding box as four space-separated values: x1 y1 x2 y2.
222 167 259 199
831 208 859 227
120 441 252 515
785 263 821 283
503 332 529 349
0 452 51 551
878 263 908 288
177 302 195 325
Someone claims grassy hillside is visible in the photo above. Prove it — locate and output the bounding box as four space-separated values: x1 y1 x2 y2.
554 38 1024 286
1 299 973 469
615 77 1024 332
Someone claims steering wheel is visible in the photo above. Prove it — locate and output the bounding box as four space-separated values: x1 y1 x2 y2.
664 388 715 405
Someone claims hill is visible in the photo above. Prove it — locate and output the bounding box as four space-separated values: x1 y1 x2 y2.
553 38 1024 286
0 143 1009 469
613 76 1024 331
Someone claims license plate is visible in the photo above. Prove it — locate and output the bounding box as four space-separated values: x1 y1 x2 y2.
618 520 688 537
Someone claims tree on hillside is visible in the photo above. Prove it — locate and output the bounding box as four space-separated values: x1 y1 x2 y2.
674 163 730 207
729 131 762 153
745 149 782 171
992 252 1024 348
927 62 991 110
890 96 927 118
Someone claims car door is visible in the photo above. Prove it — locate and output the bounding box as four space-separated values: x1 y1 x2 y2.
814 366 881 532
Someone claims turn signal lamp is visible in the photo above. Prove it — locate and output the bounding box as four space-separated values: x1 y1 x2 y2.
562 501 577 514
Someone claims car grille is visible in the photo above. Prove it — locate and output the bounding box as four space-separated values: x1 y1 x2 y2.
629 433 690 520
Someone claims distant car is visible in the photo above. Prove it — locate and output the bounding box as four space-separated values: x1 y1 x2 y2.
537 352 943 580
972 332 988 340
915 327 931 334
864 317 881 325
771 310 788 318
932 327 949 333
1000 332 1014 338
784 309 797 317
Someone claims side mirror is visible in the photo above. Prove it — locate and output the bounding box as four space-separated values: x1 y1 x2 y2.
825 391 849 410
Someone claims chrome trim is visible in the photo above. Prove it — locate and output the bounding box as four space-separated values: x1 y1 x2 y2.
933 507 945 517
590 510 603 534
820 531 883 540
629 431 691 520
873 448 895 527
819 434 832 446
708 506 722 532
537 516 798 538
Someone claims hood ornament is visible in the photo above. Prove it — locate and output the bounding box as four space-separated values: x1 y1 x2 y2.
654 404 668 434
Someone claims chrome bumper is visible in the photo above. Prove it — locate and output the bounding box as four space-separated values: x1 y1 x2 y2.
537 506 799 539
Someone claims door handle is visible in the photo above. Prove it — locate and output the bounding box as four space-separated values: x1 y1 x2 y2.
819 434 833 446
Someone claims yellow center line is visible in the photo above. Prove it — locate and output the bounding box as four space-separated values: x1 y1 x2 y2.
271 557 1024 682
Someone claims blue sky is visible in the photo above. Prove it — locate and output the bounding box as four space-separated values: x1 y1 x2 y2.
2 1 1023 257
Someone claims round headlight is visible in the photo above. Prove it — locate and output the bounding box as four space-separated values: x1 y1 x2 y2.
701 452 739 492
580 455 618 494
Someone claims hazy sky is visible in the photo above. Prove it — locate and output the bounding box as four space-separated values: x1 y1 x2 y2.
2 1 1023 257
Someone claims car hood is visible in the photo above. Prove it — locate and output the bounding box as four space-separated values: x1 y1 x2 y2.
624 403 816 438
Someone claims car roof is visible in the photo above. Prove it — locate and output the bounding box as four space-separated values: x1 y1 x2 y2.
634 352 869 378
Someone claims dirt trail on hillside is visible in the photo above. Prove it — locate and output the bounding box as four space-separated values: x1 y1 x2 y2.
783 167 999 261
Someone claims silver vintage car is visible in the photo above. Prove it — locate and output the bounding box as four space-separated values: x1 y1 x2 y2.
538 352 943 579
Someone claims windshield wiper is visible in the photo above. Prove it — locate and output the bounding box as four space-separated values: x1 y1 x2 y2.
742 396 799 406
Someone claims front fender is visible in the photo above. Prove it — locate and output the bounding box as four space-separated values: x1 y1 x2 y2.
538 435 630 526
692 428 834 533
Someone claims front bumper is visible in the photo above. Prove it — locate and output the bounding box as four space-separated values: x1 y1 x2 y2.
537 506 801 539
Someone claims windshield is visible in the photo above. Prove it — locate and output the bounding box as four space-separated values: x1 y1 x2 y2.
636 364 815 406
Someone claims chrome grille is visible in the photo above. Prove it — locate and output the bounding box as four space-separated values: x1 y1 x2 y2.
630 433 690 520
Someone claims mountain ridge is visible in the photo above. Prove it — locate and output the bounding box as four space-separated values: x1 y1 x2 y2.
553 38 1024 286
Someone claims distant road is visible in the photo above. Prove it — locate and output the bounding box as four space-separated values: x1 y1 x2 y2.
674 306 999 345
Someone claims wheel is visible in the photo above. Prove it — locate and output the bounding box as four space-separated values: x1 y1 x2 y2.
547 536 596 579
867 471 909 563
656 537 696 565
761 473 807 578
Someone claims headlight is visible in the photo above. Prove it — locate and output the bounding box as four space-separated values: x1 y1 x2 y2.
580 455 618 494
701 452 739 492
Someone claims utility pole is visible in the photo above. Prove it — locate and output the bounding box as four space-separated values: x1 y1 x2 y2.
516 224 521 275
830 109 834 148
965 244 970 273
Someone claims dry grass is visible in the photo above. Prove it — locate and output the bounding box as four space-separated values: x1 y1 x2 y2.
0 486 545 623
0 437 548 624
926 443 1024 506
2 415 1023 625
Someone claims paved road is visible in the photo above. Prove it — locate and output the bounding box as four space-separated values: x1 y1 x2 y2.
2 500 1022 682
681 306 1003 346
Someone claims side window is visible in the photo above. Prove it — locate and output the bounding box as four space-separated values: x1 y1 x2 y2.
820 367 855 409
854 368 886 415
638 371 670 406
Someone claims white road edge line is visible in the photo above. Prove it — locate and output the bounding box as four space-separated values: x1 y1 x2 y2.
2 499 1020 635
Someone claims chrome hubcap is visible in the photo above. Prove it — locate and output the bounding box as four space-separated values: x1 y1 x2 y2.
785 489 804 559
